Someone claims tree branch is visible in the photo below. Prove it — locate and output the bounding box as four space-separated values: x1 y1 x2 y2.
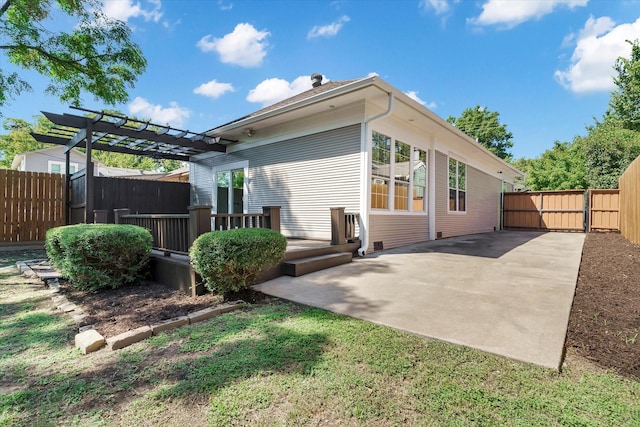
0 0 12 18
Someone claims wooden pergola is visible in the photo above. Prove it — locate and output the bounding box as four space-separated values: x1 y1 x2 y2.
30 107 233 223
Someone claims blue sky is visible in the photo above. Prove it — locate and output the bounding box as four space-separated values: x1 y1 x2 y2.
3 0 640 159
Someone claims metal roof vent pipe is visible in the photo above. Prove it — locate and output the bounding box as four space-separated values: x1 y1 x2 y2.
311 73 323 88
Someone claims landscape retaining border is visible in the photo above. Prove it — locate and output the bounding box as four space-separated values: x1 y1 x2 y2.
16 259 246 354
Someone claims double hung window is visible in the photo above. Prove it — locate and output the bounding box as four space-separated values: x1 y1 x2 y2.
448 158 466 212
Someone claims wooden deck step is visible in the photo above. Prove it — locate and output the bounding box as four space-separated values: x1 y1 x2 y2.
282 252 352 277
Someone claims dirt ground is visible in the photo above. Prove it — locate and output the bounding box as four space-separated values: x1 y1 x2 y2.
50 232 640 378
566 232 640 379
60 280 269 338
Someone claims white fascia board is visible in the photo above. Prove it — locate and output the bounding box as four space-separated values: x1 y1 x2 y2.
208 76 378 135
385 86 524 182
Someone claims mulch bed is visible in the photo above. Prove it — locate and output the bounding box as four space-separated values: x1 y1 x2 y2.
60 280 269 338
566 232 640 379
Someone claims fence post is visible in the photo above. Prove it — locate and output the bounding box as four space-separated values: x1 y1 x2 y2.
189 205 212 246
93 210 108 224
262 206 281 232
330 207 346 245
113 208 130 224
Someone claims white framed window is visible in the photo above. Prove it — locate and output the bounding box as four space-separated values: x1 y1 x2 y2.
48 160 78 174
448 157 466 213
371 131 427 213
212 161 249 214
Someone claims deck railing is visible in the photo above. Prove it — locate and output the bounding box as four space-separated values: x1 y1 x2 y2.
113 206 282 255
113 205 360 252
330 207 361 245
115 210 190 254
211 206 281 232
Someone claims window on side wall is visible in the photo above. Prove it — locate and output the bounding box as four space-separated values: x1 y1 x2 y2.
371 131 428 213
48 160 78 174
371 131 391 209
448 157 466 212
413 148 427 211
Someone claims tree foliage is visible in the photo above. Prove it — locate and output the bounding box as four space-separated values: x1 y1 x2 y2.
447 105 514 160
579 115 640 188
0 116 52 168
514 141 586 190
610 39 640 132
0 0 146 114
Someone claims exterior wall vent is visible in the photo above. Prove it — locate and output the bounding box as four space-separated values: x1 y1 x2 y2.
436 231 443 239
373 241 384 251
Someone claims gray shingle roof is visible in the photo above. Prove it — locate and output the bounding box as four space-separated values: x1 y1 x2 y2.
210 79 360 131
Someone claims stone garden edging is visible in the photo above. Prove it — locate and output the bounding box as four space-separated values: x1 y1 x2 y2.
17 259 246 354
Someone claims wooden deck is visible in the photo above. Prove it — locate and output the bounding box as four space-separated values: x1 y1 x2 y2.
149 238 360 296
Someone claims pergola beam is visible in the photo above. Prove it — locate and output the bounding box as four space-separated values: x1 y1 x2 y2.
42 111 226 153
31 133 188 161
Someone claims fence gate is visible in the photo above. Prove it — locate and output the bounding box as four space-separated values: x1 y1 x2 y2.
589 189 620 232
503 190 621 233
503 190 586 232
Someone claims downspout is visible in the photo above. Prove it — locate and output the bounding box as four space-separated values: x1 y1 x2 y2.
358 91 394 256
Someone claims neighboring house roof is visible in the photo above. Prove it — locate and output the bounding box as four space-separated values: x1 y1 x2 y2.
95 166 167 179
157 165 189 181
11 146 104 170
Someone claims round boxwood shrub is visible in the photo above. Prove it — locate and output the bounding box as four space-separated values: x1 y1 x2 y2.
45 224 153 292
190 228 287 295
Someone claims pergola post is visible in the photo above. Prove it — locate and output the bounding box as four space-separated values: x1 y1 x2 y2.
65 149 70 225
85 119 94 224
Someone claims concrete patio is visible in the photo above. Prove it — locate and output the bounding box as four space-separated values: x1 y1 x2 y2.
255 231 586 369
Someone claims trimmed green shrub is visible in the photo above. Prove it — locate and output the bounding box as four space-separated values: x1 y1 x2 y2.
190 228 287 295
45 224 153 292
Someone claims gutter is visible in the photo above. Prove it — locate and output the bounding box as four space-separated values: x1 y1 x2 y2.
358 90 394 257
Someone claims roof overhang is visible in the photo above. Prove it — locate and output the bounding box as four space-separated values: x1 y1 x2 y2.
207 75 523 180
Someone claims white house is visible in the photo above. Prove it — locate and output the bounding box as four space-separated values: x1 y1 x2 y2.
190 74 523 253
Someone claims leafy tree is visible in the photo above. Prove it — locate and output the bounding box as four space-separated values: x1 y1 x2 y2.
447 105 514 160
0 116 52 168
610 39 640 131
579 115 640 188
0 0 146 114
515 141 586 190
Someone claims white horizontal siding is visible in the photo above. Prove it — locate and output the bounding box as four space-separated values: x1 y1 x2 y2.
369 214 429 252
435 150 501 238
191 125 362 239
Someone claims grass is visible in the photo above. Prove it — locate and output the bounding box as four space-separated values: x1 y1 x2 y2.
0 248 46 269
1 267 639 426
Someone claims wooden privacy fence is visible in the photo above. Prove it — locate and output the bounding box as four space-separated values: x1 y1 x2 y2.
503 189 620 232
619 154 640 244
0 170 65 243
69 171 190 224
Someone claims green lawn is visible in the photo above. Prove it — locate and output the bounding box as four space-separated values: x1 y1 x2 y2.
1 266 639 426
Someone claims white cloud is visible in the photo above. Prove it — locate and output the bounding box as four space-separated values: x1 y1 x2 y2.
405 90 437 109
247 75 321 107
367 71 379 77
419 0 451 15
555 16 640 93
470 0 587 29
102 0 163 23
128 97 190 127
218 0 233 11
308 16 350 39
197 23 270 68
193 80 235 99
